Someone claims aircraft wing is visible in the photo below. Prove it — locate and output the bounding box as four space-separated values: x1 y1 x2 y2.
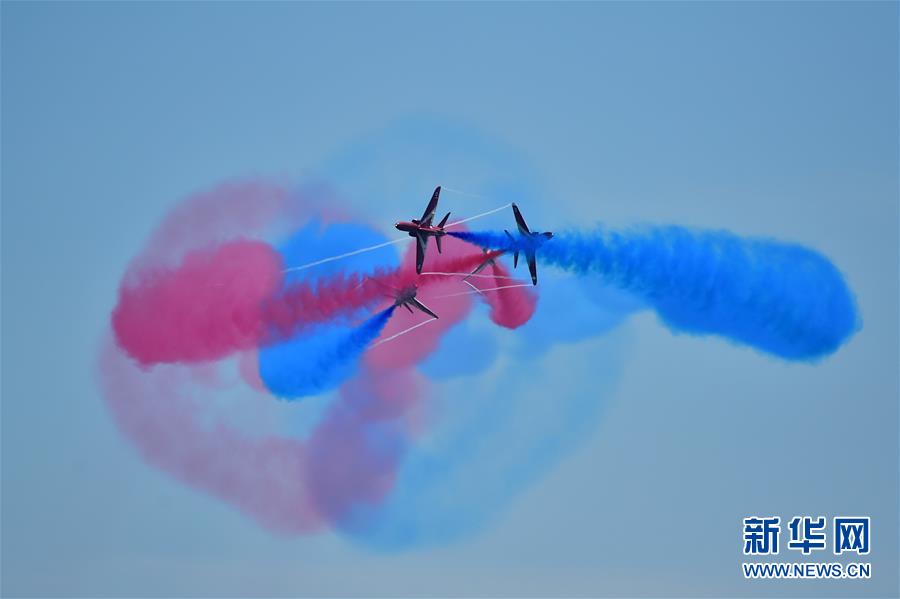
408 297 439 319
415 231 428 273
420 186 441 226
526 250 538 285
512 203 530 234
469 259 491 277
465 251 495 279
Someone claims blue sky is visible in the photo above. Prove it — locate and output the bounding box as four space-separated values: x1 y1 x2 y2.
2 2 897 597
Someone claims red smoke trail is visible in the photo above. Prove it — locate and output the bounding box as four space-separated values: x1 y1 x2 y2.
266 248 502 331
114 235 502 366
113 240 284 365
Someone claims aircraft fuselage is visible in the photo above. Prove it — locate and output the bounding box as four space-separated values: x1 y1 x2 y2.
392 284 439 319
394 285 418 304
395 221 448 236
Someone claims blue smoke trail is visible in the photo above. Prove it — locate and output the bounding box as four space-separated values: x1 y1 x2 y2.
450 227 859 360
259 219 400 402
259 306 396 400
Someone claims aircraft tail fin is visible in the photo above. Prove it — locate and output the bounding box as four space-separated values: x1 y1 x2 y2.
435 234 442 254
512 203 531 235
438 212 451 228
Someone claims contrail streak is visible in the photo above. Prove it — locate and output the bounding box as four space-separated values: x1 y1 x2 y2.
281 203 511 273
463 280 483 295
370 318 438 348
432 283 533 299
418 271 521 281
445 204 511 228
282 238 408 273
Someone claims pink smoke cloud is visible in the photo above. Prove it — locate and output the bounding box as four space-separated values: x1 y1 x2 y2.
112 240 284 365
99 337 325 534
468 260 538 329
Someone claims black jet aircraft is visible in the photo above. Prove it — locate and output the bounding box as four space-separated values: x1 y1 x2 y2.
392 284 439 319
363 277 439 319
506 203 553 285
394 186 451 274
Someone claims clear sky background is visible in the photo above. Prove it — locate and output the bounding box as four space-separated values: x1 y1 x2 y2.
2 2 897 597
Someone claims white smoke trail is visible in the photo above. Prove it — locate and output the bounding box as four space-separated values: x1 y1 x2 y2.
419 271 521 281
370 318 438 348
282 202 510 273
444 203 511 228
282 238 408 273
432 283 533 299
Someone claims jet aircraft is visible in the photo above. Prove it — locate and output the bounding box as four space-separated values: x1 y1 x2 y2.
506 203 553 285
395 186 451 274
363 276 440 320
391 284 439 319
